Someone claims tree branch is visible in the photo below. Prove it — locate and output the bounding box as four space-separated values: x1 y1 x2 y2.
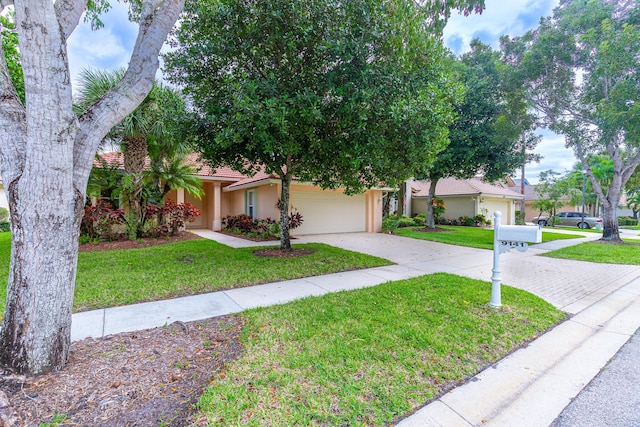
54 0 87 41
0 39 25 185
73 0 184 188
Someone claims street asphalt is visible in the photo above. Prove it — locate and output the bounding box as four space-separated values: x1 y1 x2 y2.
551 326 640 427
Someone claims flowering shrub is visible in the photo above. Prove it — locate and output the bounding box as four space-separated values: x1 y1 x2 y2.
162 200 201 235
223 212 302 237
222 214 257 233
431 197 446 222
80 199 125 241
147 199 201 236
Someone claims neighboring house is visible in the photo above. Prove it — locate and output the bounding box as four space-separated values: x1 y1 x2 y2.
410 177 524 225
521 184 545 222
95 152 385 235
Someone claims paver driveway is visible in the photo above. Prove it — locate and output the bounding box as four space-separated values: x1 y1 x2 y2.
296 232 640 314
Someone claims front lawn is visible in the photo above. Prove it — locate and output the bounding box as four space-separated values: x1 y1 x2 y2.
395 226 580 250
0 234 391 312
197 273 565 426
541 240 640 264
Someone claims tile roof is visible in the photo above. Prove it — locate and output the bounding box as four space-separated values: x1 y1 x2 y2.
225 168 278 189
412 177 523 199
94 152 247 180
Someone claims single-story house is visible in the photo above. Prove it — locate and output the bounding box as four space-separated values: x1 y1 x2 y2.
410 177 524 225
96 152 385 235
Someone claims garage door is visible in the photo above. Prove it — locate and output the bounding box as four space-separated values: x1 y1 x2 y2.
291 190 366 235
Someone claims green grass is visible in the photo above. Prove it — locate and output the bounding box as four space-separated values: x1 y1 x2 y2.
541 240 640 264
621 225 640 230
395 226 580 250
197 273 565 426
0 235 391 312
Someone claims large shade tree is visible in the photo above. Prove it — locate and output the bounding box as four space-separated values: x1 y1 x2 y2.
501 0 640 241
166 0 483 250
0 1 183 374
420 40 525 228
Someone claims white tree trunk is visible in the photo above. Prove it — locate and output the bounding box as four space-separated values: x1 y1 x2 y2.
576 134 640 243
0 0 184 374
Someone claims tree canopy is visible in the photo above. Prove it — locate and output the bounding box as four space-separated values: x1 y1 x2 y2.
501 0 640 241
419 40 525 227
166 0 474 248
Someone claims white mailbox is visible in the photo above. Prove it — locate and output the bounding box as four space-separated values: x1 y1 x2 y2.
497 225 542 244
490 211 542 308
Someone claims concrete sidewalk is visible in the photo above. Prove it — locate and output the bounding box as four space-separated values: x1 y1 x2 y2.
70 229 640 426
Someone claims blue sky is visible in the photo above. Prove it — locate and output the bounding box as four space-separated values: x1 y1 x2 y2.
67 0 576 184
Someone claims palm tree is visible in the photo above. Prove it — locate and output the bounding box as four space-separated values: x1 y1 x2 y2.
75 69 193 239
148 156 204 203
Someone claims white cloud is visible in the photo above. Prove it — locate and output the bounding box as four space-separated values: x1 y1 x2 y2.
444 0 559 55
67 4 138 88
526 130 579 183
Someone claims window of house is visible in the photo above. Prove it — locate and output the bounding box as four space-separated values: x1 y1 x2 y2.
245 190 256 218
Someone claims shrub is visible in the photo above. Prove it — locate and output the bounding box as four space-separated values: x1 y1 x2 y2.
618 216 638 226
458 216 475 227
382 215 399 233
413 213 427 226
431 197 446 222
223 211 301 237
147 199 201 236
474 214 489 226
288 210 304 230
0 221 9 232
223 214 255 233
0 207 9 222
397 215 415 228
80 199 125 241
162 200 201 235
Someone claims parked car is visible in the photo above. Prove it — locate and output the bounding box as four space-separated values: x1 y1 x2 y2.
532 212 602 229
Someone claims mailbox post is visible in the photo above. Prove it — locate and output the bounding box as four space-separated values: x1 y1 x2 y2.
490 211 542 308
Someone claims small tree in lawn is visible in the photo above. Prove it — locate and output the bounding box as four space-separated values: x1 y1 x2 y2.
166 0 482 250
535 170 567 225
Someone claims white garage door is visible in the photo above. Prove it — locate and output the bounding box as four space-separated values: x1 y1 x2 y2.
291 190 366 235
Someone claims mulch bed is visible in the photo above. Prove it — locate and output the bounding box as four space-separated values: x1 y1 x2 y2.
409 226 453 233
0 316 244 427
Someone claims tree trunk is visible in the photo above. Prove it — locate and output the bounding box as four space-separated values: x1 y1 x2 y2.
426 179 438 228
0 177 83 373
0 0 184 374
601 203 621 241
123 136 148 239
383 193 391 216
519 162 526 224
279 174 293 251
